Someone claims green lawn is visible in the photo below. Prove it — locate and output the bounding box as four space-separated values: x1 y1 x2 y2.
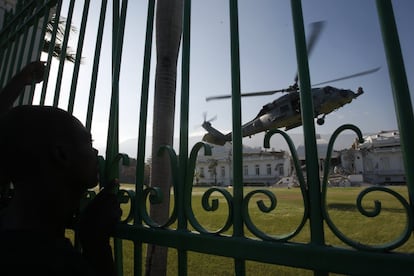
70 185 414 275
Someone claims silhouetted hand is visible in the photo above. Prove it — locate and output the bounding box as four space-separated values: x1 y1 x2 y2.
79 179 122 244
17 61 46 85
78 179 122 276
0 61 47 114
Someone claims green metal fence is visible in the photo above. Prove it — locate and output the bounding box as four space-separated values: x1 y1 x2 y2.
1 0 413 275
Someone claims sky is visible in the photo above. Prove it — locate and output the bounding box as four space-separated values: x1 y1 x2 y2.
33 0 414 158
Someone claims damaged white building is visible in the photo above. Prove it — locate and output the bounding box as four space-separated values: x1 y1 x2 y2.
340 130 405 184
194 144 291 186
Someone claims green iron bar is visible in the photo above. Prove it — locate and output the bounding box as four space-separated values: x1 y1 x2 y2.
6 30 22 82
67 0 91 114
16 29 30 105
376 0 414 215
290 0 325 252
0 24 15 86
28 3 50 103
0 1 53 98
17 4 38 105
14 2 37 69
40 0 63 105
52 0 75 107
0 23 15 87
0 4 14 83
5 19 21 83
86 0 108 131
0 47 11 87
291 2 326 275
0 0 40 43
112 0 119 78
14 9 31 76
179 0 191 233
106 0 128 189
228 0 245 275
14 9 32 105
134 1 156 275
0 1 46 86
135 0 156 226
106 1 129 275
115 224 414 275
7 1 39 81
0 49 4 86
178 0 192 274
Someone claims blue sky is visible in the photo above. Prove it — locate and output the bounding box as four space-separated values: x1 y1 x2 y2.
35 0 414 156
189 0 413 134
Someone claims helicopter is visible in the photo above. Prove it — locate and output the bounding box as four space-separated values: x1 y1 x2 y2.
201 21 380 146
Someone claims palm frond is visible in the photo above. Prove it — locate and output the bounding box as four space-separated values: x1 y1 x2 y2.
42 40 78 63
42 14 81 63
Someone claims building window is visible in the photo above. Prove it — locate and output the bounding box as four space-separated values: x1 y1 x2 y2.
221 166 225 177
209 168 216 178
382 157 390 170
244 165 248 176
276 164 284 176
200 167 205 177
278 165 284 176
255 165 260 176
266 164 271 175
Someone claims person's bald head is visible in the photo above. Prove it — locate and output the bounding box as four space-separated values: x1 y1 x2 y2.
0 105 97 193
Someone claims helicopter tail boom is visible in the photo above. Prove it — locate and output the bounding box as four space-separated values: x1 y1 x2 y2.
202 133 227 146
201 121 230 146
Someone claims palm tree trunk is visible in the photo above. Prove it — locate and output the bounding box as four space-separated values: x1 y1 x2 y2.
145 0 183 275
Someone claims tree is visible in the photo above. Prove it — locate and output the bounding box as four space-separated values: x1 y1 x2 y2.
145 0 183 275
208 159 218 186
43 15 77 63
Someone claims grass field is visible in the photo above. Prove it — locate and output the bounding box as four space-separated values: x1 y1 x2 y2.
70 185 414 275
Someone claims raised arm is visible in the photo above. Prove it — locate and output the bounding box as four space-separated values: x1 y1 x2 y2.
0 61 46 114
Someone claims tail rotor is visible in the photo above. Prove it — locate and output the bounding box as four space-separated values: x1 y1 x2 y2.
203 112 217 124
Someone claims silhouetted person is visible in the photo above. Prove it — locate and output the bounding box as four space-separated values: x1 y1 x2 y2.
0 62 121 275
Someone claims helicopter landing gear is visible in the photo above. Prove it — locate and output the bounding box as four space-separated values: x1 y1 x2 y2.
317 114 326 125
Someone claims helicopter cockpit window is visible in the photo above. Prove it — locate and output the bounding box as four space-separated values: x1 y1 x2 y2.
280 104 289 113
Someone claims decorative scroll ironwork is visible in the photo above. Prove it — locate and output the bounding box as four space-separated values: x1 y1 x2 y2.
141 145 178 228
185 143 234 234
237 129 310 241
138 125 414 254
321 124 414 251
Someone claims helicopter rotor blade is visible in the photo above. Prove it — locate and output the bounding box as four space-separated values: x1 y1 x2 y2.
209 115 217 122
206 22 325 103
311 67 381 86
306 21 326 60
202 112 217 122
206 95 232 101
205 87 296 101
294 21 326 85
